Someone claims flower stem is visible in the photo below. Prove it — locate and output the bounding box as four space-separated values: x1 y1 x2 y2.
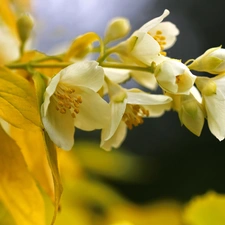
6 62 71 69
101 62 155 73
6 61 155 73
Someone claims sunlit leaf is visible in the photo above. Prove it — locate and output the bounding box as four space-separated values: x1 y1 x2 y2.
44 131 63 225
0 125 45 225
0 66 42 130
64 32 100 60
11 126 55 202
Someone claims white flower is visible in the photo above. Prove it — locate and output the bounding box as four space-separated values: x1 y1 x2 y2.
101 78 172 150
196 75 225 141
114 9 178 66
139 9 179 51
41 61 110 150
155 59 196 94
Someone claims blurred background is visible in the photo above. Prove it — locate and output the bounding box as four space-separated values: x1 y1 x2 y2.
31 0 225 204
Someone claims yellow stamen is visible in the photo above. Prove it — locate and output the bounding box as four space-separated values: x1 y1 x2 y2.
148 29 167 55
53 83 82 118
122 104 149 130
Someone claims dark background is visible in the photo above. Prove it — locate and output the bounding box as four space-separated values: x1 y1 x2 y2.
34 0 225 204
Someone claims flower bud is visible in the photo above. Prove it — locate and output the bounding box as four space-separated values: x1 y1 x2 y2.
104 17 130 44
155 59 196 94
188 46 225 74
17 13 34 43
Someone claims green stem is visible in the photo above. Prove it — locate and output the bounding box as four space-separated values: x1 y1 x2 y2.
97 47 117 64
19 42 25 57
6 61 155 73
6 62 71 70
101 62 155 73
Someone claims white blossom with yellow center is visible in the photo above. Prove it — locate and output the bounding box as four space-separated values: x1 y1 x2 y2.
114 9 179 66
139 9 179 53
41 61 110 150
155 59 196 94
101 78 172 151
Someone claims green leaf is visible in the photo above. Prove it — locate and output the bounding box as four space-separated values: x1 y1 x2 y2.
0 66 42 130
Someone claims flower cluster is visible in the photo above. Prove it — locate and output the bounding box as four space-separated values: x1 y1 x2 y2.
38 9 225 151
1 4 225 224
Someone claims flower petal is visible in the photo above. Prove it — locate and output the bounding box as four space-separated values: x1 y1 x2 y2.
126 89 172 105
60 60 104 92
148 21 180 49
101 100 127 141
155 59 196 94
101 121 127 151
144 103 172 117
204 90 225 141
190 86 202 103
131 31 161 64
74 86 110 131
213 74 225 95
139 9 170 32
130 71 158 90
104 67 130 83
41 100 75 150
42 75 60 117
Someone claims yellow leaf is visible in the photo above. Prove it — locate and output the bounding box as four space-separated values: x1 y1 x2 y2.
10 126 55 203
0 125 45 225
44 131 63 225
64 32 100 61
0 66 42 130
0 0 18 36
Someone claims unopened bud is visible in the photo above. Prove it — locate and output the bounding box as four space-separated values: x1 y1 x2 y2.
104 17 130 44
188 46 225 74
17 13 34 43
